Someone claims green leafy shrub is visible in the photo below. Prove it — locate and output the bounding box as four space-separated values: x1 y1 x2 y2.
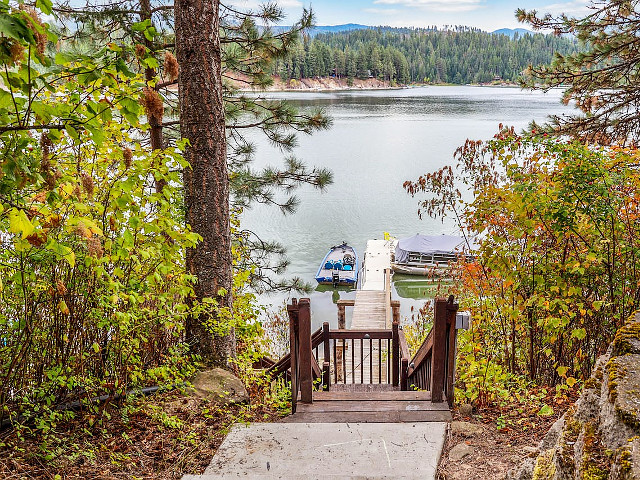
0 5 199 429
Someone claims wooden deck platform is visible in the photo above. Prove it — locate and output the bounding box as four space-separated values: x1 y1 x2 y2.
338 240 395 385
285 386 451 423
351 290 387 327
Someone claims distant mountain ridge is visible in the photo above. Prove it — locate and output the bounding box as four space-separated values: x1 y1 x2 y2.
492 28 536 37
269 23 371 36
309 23 370 34
272 24 537 37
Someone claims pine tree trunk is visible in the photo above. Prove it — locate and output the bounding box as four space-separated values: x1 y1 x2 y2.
175 0 235 366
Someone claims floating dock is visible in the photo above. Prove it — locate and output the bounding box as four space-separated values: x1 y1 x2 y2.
338 238 396 384
359 239 395 291
352 238 395 329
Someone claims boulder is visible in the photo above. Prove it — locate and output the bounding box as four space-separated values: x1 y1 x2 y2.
538 416 565 451
505 457 536 480
459 403 473 417
190 368 249 405
449 442 474 462
450 420 484 437
506 313 640 480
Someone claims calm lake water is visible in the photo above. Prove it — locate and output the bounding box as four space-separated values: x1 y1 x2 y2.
240 86 573 328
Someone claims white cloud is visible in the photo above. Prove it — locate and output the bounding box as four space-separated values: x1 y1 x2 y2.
228 0 303 9
373 0 483 12
539 1 593 16
278 0 304 7
363 7 401 14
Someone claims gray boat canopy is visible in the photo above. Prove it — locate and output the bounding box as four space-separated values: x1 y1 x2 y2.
394 234 472 263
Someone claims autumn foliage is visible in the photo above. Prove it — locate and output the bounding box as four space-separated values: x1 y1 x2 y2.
406 128 640 404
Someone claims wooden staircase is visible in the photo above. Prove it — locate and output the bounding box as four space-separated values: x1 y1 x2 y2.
267 295 461 424
182 295 460 480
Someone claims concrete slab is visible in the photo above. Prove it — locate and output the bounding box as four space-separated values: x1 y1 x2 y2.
181 422 447 480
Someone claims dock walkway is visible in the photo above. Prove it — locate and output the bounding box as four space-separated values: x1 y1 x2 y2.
342 239 395 383
359 238 395 292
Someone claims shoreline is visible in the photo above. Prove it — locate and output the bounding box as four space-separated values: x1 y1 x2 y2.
230 75 521 93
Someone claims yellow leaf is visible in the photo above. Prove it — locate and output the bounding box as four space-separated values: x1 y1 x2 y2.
566 377 577 387
8 209 35 239
557 366 568 378
58 300 70 315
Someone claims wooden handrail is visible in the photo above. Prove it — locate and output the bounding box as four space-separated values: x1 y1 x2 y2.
336 299 356 307
398 329 410 391
329 329 393 340
280 296 458 408
266 328 323 378
408 328 433 376
403 296 459 403
267 327 395 381
276 297 461 407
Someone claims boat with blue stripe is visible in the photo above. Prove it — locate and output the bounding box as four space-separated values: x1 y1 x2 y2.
315 243 358 287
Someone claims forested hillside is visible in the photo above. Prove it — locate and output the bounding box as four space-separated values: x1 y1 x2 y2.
270 26 579 84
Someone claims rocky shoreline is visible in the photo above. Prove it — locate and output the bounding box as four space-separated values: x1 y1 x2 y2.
227 73 400 92
225 74 520 93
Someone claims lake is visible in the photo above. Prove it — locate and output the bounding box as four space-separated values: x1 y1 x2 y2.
240 85 573 328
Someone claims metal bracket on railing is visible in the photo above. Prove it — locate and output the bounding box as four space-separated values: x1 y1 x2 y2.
455 311 472 330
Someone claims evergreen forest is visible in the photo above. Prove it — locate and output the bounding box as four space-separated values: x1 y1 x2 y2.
270 27 580 84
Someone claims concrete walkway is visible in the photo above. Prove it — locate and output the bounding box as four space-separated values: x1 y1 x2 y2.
182 422 447 479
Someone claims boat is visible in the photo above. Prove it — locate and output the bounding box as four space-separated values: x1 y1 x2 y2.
315 243 358 287
391 234 475 276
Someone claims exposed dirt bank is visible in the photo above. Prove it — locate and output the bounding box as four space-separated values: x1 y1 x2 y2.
226 73 401 91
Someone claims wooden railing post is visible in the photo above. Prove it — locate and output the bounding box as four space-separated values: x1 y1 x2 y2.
392 320 400 387
431 297 448 403
391 300 400 324
337 304 346 329
287 298 299 413
401 358 409 391
385 268 392 328
445 296 459 408
322 322 331 391
298 298 313 404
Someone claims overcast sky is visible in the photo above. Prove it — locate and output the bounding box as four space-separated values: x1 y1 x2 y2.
232 0 593 32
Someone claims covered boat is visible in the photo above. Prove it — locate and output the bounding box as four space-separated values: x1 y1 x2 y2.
315 243 358 286
392 234 474 276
